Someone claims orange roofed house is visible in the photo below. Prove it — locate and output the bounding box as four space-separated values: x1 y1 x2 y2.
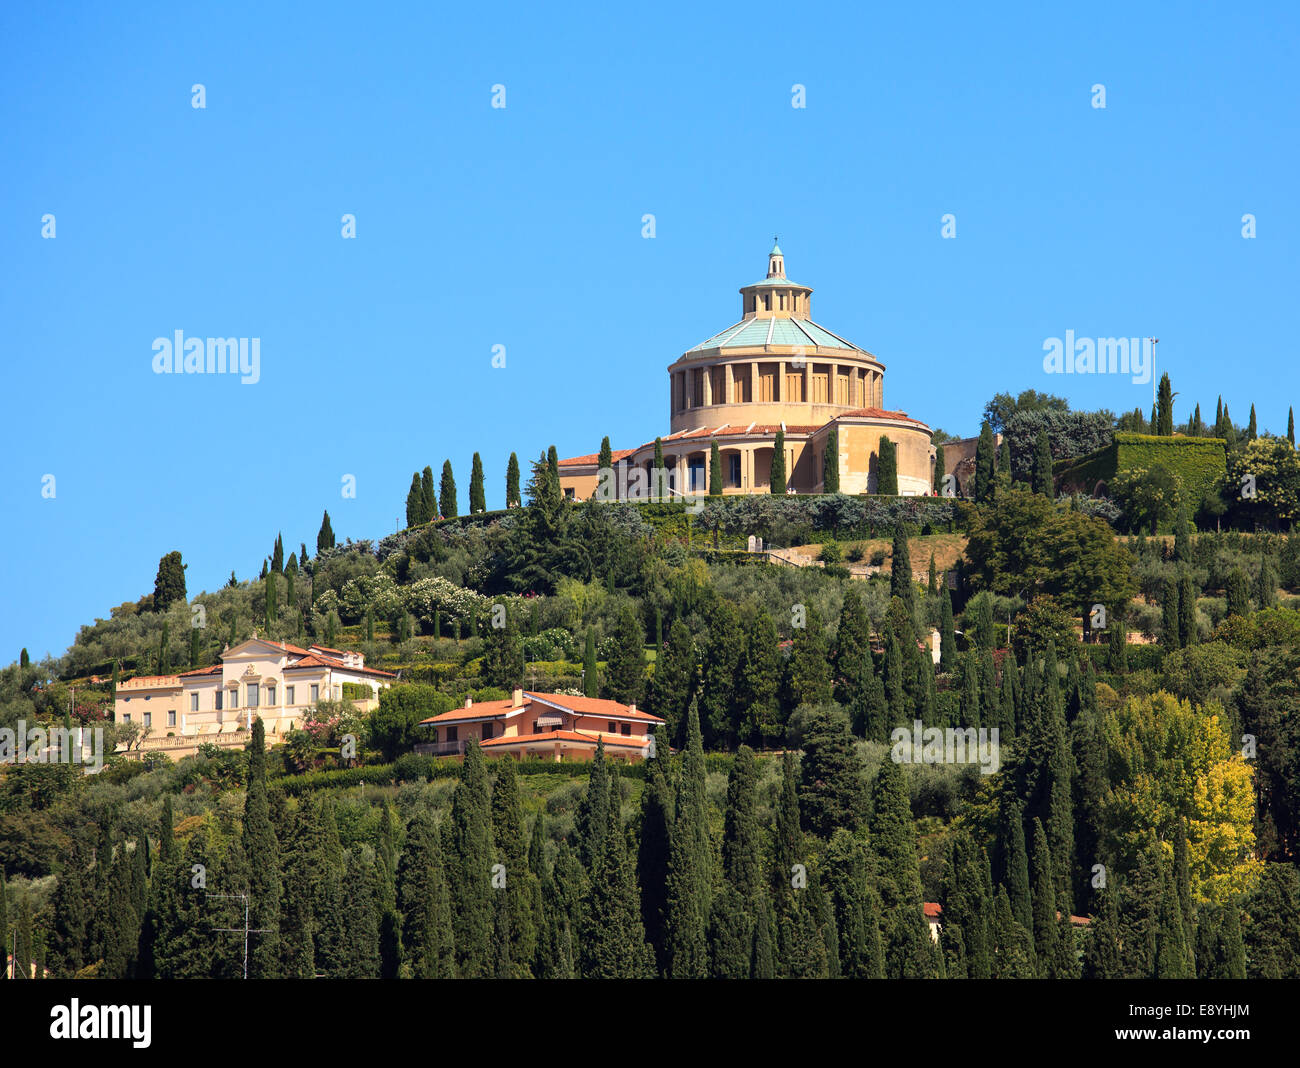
418 690 665 763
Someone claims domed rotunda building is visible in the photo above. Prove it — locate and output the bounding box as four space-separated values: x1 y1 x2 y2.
558 243 936 499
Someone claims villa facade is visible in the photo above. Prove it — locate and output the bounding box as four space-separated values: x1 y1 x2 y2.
558 243 936 500
113 637 396 760
418 689 666 762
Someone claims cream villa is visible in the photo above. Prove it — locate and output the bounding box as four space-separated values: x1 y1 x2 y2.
418 690 666 762
558 242 936 500
114 637 395 760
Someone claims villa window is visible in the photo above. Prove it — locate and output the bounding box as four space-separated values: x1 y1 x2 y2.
123 713 131 723
168 710 177 727
215 690 223 711
621 723 631 736
248 684 259 708
190 693 199 712
779 293 785 311
608 721 616 733
267 684 277 705
763 294 771 311
286 685 295 705
310 684 319 704
144 712 152 728
483 723 493 740
447 726 458 742
729 455 741 487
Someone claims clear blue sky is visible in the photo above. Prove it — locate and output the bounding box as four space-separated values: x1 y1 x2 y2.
2 1 1296 662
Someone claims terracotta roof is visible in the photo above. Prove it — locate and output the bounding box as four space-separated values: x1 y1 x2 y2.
833 407 930 429
420 699 519 725
525 691 665 723
282 653 396 679
557 449 637 468
923 902 942 920
481 730 652 750
178 665 223 677
310 645 347 655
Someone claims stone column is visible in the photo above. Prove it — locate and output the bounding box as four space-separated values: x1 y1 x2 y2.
703 365 712 406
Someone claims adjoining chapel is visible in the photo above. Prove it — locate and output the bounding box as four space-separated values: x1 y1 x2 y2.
558 242 936 499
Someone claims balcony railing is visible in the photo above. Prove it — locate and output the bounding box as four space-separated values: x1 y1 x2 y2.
414 740 467 757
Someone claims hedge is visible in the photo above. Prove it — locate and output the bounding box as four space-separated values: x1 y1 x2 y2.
1056 433 1227 506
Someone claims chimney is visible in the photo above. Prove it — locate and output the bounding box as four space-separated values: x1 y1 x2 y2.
629 703 637 714
512 688 523 707
465 697 473 709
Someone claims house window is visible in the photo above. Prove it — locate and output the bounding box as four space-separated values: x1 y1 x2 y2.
310 684 319 704
168 710 177 727
144 712 152 728
248 684 259 708
729 455 741 487
267 684 277 705
447 726 458 742
228 689 237 709
123 713 131 723
286 685 295 705
190 693 199 712
608 721 616 732
622 723 631 736
763 294 771 311
215 690 223 711
483 723 493 740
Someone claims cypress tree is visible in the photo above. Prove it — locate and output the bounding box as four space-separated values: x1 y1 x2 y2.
578 796 653 977
890 526 915 615
1247 404 1257 442
637 763 675 975
419 465 435 523
406 472 422 527
877 435 898 495
740 607 782 745
49 841 90 977
834 588 871 704
597 435 613 474
546 445 560 499
396 809 455 978
798 707 867 838
770 751 803 895
666 700 711 978
708 439 722 496
491 756 537 974
242 718 281 976
1083 886 1123 979
341 848 380 977
0 872 7 978
602 603 645 706
445 740 492 976
317 510 335 553
974 422 995 502
823 428 840 493
575 738 610 870
870 757 939 977
998 436 1012 490
1155 863 1194 978
771 430 787 494
505 452 521 508
1178 571 1197 647
1156 373 1174 435
1256 559 1277 610
939 589 957 671
1173 502 1192 562
927 552 937 593
439 460 458 518
469 452 486 513
1162 575 1181 651
788 606 832 708
1030 818 1059 974
882 622 907 728
990 885 1036 978
1288 407 1295 446
932 441 946 495
1226 568 1250 618
653 437 665 492
265 569 277 624
1001 798 1034 936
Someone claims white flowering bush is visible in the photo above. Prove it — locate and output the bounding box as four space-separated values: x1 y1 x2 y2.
404 576 484 631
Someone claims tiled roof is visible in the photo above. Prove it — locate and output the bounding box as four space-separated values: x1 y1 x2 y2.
481 730 652 750
283 653 396 678
686 317 861 354
524 692 664 723
419 699 519 725
179 665 223 677
557 449 637 469
833 407 930 429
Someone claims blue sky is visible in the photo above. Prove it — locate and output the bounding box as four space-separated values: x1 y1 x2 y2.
2 1 1296 662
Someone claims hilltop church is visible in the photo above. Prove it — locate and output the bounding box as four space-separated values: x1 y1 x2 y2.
558 243 936 499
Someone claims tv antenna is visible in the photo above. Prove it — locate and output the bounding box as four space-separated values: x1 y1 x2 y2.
211 891 271 979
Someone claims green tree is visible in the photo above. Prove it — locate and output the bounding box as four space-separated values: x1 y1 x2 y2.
491 757 538 974
505 452 521 508
877 435 898 495
1157 372 1175 436
242 719 282 976
420 466 435 523
602 603 646 706
405 472 422 527
788 607 832 707
439 460 458 519
823 428 840 492
797 706 866 838
974 422 995 502
666 701 711 977
153 551 187 612
771 430 787 494
445 740 492 976
317 510 335 553
1162 575 1181 652
708 440 722 496
582 626 598 698
933 441 946 495
469 452 486 513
